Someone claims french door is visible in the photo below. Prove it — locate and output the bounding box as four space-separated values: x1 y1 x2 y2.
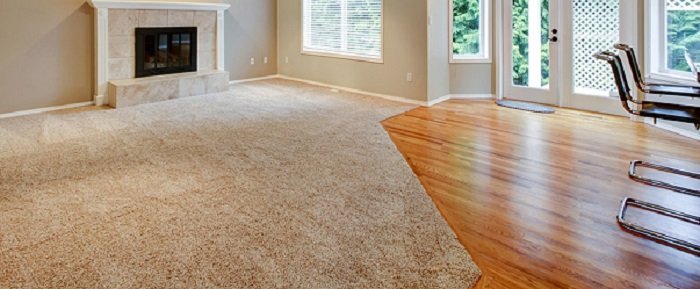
503 0 637 115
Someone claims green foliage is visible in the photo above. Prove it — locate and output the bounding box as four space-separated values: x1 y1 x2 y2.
452 1 700 85
452 0 550 86
509 0 549 86
452 0 481 55
667 10 700 72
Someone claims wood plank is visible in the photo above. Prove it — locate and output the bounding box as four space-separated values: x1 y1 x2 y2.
382 100 700 289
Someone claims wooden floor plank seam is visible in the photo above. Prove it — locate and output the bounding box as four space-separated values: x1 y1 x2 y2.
383 100 700 289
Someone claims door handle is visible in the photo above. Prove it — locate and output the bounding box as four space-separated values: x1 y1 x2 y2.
550 29 558 42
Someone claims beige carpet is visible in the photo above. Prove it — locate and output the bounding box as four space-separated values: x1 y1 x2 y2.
0 79 480 288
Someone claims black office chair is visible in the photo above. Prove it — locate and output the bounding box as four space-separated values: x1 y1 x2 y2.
595 51 700 130
595 51 700 254
613 43 700 98
598 50 700 198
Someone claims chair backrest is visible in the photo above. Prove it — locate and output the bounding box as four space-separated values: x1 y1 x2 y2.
614 43 646 91
594 51 634 114
684 48 698 74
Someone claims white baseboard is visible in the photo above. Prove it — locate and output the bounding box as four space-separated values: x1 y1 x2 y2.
230 75 495 107
0 101 95 119
229 74 281 85
645 118 700 141
427 95 451 107
275 75 427 106
94 94 107 107
450 94 496 100
426 93 496 106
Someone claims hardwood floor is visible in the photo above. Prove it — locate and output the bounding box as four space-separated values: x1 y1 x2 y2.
382 100 700 289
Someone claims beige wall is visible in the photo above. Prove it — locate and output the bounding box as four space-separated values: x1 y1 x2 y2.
0 0 94 114
0 0 276 115
427 0 450 101
0 1 659 114
450 64 492 95
223 0 277 80
277 0 428 102
449 0 494 95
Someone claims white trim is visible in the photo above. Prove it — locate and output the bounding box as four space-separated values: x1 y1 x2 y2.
0 102 95 120
276 75 426 106
495 0 503 100
95 95 107 107
216 10 226 70
300 51 384 64
448 0 492 63
450 58 492 64
94 8 109 105
644 0 657 81
648 72 699 85
233 75 495 107
527 0 542 87
427 95 451 107
88 0 230 11
229 75 281 85
645 118 700 141
426 94 496 107
450 93 495 100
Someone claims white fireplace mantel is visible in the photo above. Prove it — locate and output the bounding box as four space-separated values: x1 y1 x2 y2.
88 0 230 106
88 0 230 11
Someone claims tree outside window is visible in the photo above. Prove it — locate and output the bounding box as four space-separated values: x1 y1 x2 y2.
667 7 700 72
451 0 490 61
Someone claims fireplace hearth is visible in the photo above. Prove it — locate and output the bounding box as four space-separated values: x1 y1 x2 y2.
136 27 197 78
89 0 231 107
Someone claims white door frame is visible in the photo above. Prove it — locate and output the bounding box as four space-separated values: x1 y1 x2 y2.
502 0 561 106
496 0 504 101
559 0 638 115
497 0 639 116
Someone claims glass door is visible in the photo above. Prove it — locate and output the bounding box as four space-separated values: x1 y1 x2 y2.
502 0 637 115
504 0 560 105
560 0 636 115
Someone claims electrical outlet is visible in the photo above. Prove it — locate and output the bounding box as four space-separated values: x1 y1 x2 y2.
250 58 255 65
264 57 268 64
285 57 289 64
406 73 413 82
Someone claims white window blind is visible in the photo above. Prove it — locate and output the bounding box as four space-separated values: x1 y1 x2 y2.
303 0 383 61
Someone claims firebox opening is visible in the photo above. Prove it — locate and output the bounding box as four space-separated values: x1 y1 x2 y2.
135 27 197 78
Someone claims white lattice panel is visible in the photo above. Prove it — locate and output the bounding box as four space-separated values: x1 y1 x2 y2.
667 0 700 10
573 0 619 95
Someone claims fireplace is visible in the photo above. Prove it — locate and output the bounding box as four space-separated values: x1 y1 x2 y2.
135 27 198 78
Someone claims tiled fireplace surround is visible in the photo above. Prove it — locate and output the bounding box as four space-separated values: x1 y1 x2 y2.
89 1 231 108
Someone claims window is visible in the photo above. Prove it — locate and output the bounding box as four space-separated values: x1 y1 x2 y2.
646 0 700 81
302 0 383 62
450 0 491 63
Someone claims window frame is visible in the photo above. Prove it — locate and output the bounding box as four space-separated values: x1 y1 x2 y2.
301 0 384 63
449 0 491 64
645 0 698 84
